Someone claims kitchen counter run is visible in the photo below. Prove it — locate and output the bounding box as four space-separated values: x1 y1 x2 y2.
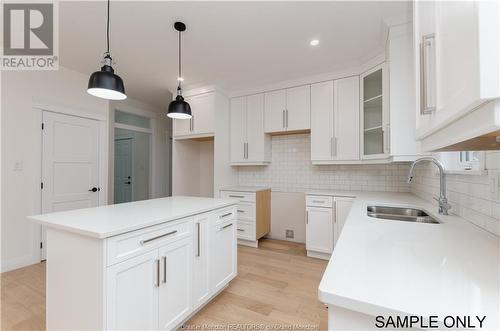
318 192 499 328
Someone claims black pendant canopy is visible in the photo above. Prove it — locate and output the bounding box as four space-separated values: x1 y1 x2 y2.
167 22 192 119
87 0 126 100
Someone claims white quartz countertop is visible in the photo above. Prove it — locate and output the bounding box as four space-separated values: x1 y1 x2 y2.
318 192 500 328
29 196 237 239
220 186 271 193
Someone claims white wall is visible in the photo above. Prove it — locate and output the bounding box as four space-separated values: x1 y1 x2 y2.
1 67 109 272
410 151 500 237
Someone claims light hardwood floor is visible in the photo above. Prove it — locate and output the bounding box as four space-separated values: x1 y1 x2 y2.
1 239 328 330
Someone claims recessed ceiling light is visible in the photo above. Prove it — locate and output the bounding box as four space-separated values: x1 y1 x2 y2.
310 39 319 46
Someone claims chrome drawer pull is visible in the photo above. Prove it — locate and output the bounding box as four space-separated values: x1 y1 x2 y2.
219 212 233 219
155 259 160 287
140 230 177 245
162 256 167 284
228 195 244 198
237 210 244 213
220 223 233 231
237 228 244 232
312 200 325 203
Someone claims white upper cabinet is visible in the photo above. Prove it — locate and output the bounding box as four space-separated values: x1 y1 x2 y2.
264 89 286 133
387 23 423 161
265 85 310 133
334 77 360 161
311 77 359 164
360 64 389 160
173 92 215 138
230 94 270 165
414 0 500 150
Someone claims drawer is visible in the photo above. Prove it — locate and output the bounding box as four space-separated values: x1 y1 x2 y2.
236 220 255 241
214 206 237 225
220 191 256 203
236 202 255 221
106 218 192 266
306 195 333 208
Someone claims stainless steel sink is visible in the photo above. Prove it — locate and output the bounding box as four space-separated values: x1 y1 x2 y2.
367 206 439 224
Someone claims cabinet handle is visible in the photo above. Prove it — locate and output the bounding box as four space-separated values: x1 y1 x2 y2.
237 209 244 213
246 143 249 159
420 34 436 114
306 211 309 224
220 223 233 231
191 116 195 131
331 137 337 157
282 110 286 128
196 222 201 257
155 259 160 287
162 256 167 284
286 109 289 128
237 228 244 232
228 195 244 199
140 230 177 245
219 212 233 219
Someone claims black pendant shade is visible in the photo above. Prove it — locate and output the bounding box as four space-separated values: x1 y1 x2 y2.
167 22 192 119
87 0 127 101
168 90 192 119
88 55 126 100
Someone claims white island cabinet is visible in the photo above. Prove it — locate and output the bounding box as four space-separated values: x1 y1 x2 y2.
29 196 237 331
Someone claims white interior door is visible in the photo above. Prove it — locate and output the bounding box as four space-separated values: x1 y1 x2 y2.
41 111 100 259
114 138 133 203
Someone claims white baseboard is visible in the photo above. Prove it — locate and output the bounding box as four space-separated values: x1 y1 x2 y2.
1 253 40 273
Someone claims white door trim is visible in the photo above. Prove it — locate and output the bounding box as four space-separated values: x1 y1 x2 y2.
34 104 108 262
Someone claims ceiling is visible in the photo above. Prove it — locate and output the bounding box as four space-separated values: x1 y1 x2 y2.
59 1 410 109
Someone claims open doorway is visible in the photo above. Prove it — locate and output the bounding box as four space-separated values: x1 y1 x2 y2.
114 110 152 203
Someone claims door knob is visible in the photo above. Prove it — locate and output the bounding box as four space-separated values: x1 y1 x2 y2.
125 181 131 184
88 187 99 192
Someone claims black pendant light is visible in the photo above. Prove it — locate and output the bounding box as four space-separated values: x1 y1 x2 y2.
87 0 126 100
167 22 192 119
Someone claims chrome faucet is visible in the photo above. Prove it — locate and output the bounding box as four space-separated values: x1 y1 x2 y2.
407 157 451 215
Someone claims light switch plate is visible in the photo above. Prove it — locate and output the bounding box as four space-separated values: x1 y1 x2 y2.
490 172 499 201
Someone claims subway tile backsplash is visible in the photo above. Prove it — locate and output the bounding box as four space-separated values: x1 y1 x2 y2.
410 151 500 236
237 134 411 193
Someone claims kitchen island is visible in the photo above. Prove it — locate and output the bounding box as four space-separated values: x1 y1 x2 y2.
29 196 238 330
315 192 500 331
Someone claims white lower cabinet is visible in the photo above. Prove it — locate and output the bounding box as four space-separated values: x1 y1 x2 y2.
210 218 237 293
306 195 354 260
106 250 159 330
106 206 237 331
158 237 192 330
192 213 211 310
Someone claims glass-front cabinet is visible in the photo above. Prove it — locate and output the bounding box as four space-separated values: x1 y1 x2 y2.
360 63 389 159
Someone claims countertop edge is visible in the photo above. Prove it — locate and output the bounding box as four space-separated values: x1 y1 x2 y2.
29 200 238 239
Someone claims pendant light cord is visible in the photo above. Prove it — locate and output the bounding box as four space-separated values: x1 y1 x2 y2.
178 29 182 90
106 0 110 54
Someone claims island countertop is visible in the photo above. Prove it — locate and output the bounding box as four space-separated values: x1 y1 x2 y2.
318 192 500 328
29 196 237 239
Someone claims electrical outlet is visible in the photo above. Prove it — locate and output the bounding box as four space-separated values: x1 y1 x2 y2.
286 229 294 239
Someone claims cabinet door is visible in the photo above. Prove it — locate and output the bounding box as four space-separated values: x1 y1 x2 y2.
334 77 360 161
106 250 159 330
310 81 334 161
334 198 354 246
286 85 311 131
210 219 237 292
306 207 333 254
264 89 286 133
193 213 211 310
246 93 267 162
188 93 215 135
158 237 192 330
230 97 247 163
173 118 192 137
